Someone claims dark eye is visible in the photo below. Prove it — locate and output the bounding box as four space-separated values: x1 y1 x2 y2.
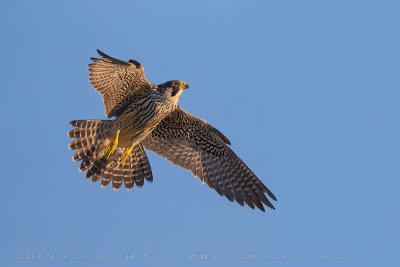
173 82 178 86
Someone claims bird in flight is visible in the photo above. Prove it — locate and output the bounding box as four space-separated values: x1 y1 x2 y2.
68 50 277 211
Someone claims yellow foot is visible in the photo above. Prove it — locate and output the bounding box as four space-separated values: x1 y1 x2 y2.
104 130 120 159
119 144 134 166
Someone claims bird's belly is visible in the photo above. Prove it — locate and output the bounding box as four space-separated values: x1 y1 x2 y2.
116 103 174 147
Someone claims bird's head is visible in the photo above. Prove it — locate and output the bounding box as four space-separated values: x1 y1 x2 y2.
158 80 190 99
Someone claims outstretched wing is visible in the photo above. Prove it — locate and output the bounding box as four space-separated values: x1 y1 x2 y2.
88 49 153 118
142 107 277 211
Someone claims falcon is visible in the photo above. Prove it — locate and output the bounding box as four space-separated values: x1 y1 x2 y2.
67 50 277 211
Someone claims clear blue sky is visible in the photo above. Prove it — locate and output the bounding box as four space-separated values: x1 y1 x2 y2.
1 1 399 266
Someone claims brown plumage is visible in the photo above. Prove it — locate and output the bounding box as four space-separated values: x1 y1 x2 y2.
68 50 277 211
88 49 153 118
141 107 277 211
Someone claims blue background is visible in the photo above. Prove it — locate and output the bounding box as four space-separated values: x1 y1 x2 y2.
1 1 399 266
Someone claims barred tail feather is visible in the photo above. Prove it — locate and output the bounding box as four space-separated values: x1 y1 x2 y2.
68 121 153 191
99 144 153 191
68 120 112 153
68 119 112 173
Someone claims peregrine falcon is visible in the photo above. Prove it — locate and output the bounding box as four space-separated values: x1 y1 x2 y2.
68 50 277 211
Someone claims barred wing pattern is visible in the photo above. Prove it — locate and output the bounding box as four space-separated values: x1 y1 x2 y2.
142 107 277 211
89 50 153 118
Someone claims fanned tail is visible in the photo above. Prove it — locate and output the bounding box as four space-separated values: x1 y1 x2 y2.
68 120 153 190
101 144 153 191
68 120 112 169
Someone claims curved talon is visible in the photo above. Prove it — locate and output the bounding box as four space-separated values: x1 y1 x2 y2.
104 130 120 159
119 144 134 166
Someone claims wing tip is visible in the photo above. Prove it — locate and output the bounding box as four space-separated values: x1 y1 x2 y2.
96 49 108 58
266 188 277 201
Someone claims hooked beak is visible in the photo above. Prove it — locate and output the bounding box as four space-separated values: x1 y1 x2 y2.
184 83 190 89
